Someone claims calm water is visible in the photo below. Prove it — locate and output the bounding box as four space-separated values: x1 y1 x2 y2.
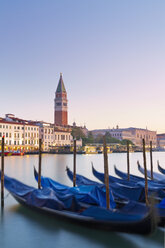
0 152 164 248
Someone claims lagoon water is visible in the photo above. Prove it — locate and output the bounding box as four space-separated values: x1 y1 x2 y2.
0 152 164 248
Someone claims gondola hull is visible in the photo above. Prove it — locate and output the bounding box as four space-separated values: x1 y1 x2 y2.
11 191 155 235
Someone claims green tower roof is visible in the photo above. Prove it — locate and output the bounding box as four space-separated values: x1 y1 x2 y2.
56 73 66 93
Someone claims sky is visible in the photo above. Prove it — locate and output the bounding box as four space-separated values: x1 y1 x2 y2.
0 0 165 133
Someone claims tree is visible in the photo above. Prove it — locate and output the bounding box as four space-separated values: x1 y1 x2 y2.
121 139 134 145
71 127 85 140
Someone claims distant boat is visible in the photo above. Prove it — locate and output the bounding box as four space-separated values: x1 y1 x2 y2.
0 151 12 156
12 151 24 156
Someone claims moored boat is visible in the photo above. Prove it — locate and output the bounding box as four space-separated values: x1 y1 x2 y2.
137 162 165 182
157 162 165 176
1 171 157 234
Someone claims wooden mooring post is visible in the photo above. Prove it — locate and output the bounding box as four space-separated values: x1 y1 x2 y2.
1 137 4 208
150 141 153 180
127 140 130 181
142 139 149 206
103 136 110 209
73 139 76 187
38 138 42 189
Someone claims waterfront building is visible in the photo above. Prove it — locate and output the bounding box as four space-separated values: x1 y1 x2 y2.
37 122 72 151
0 114 39 152
157 134 165 150
54 73 68 126
28 120 72 151
91 127 157 147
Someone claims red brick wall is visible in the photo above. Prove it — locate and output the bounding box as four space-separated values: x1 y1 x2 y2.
55 111 68 126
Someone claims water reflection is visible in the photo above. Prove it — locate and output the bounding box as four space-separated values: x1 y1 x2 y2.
14 205 139 248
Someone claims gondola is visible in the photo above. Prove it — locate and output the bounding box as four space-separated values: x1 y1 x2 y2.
114 164 144 182
65 167 165 226
137 162 165 182
34 167 145 203
34 168 165 226
33 167 116 209
158 162 165 176
92 165 165 200
114 163 165 190
0 172 157 235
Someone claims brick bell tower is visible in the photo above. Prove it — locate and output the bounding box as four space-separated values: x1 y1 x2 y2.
54 73 68 126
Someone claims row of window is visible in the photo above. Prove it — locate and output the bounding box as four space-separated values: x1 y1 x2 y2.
56 102 67 107
0 132 39 138
136 134 156 140
42 129 53 134
111 133 122 137
0 125 38 131
41 134 71 141
5 140 39 145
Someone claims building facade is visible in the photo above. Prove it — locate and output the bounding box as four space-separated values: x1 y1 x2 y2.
38 122 72 151
91 127 157 147
157 134 165 150
0 114 39 152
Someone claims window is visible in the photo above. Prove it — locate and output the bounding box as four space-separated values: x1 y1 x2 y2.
31 127 33 130
0 125 2 128
9 140 11 145
0 132 2 137
22 134 24 138
22 127 24 130
9 126 11 129
56 102 61 106
17 126 20 130
14 126 16 129
6 125 8 129
14 141 16 145
63 103 67 106
6 133 8 137
6 140 8 144
9 133 11 138
18 141 19 145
